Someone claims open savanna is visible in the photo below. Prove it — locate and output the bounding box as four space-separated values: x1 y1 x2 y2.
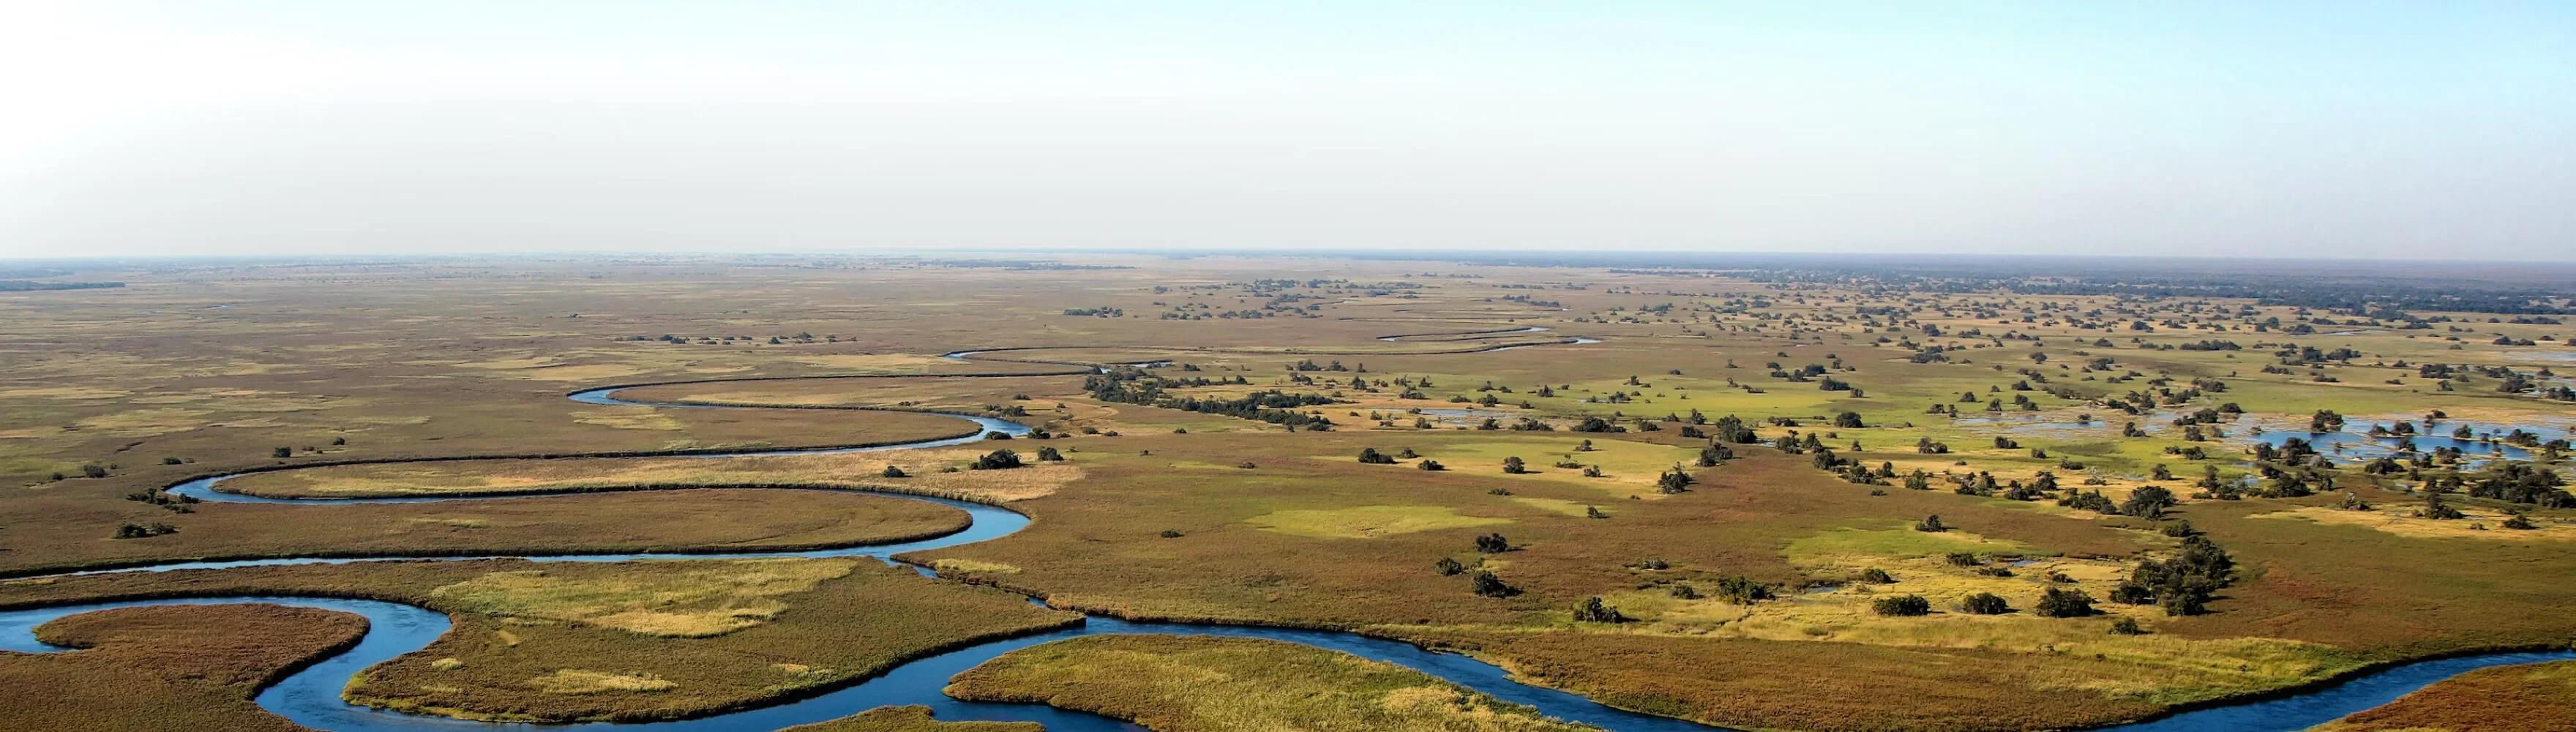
215 447 1085 503
0 602 367 731
0 557 1079 723
947 634 1600 731
0 488 970 578
7 255 2575 730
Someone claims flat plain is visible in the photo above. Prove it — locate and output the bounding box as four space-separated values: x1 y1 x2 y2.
2 253 2572 731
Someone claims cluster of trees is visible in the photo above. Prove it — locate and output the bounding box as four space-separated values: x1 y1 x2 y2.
1085 372 1338 430
2111 536 2236 616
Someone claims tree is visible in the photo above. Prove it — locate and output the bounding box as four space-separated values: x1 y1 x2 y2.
1035 447 1065 461
1474 533 1510 553
1585 505 1608 519
1433 556 1464 575
1572 597 1628 623
1358 447 1397 464
1873 594 1931 616
1469 570 1516 597
2034 587 2096 618
1833 411 1865 428
1502 456 1528 474
1417 459 1446 471
971 449 1024 470
2109 618 2146 635
272 447 293 459
1914 515 1947 532
1710 575 1773 604
2121 485 2176 518
80 463 107 479
1656 466 1694 493
1958 592 2011 615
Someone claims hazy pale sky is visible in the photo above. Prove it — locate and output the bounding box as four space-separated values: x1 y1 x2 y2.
1 1 2569 260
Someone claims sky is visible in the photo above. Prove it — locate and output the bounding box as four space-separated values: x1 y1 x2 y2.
1 1 2569 261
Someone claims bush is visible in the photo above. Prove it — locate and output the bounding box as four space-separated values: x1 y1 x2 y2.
1157 529 1183 538
1035 447 1065 461
80 463 107 479
272 447 293 459
1469 571 1516 597
1358 447 1397 464
2034 587 2097 618
1571 597 1629 623
881 465 907 478
1474 533 1510 553
1710 575 1774 604
1858 568 1895 584
1417 459 1446 471
1873 594 1931 616
1914 515 1947 532
1502 456 1528 474
1434 556 1464 575
1958 592 2011 615
2109 618 2146 635
971 449 1024 470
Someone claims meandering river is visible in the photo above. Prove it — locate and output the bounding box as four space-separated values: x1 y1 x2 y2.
3 349 2564 731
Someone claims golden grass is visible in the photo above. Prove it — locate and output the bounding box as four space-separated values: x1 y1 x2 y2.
946 635 1600 731
526 669 678 695
1245 504 1513 539
428 558 858 637
2252 505 2576 540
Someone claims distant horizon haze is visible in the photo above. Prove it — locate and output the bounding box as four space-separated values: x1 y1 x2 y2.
2 1 2569 261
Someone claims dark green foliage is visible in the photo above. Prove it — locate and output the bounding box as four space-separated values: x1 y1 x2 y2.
2109 618 2146 635
1416 459 1445 471
2121 485 2176 518
1035 447 1065 461
1873 594 1931 616
880 465 907 478
1709 575 1774 604
1434 556 1464 575
1958 592 2011 615
1858 568 1895 584
272 447 293 459
1469 570 1517 597
1502 456 1528 474
1358 447 1397 464
971 449 1024 470
2034 588 2096 618
1572 597 1630 623
1474 533 1510 553
1914 515 1946 532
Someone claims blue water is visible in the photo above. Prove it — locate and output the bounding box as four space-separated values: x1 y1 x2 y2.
6 353 2564 731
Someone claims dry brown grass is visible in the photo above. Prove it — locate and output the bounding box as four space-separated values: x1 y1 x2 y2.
947 635 1601 731
217 448 1083 503
0 602 368 731
2318 660 2576 732
784 705 1042 732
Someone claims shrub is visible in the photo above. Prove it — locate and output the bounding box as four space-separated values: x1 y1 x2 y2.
2034 588 2097 618
80 463 107 479
971 449 1024 470
1858 568 1895 584
1473 533 1510 553
1502 456 1528 474
1035 447 1065 461
272 447 293 459
1958 592 2011 615
1914 515 1947 532
1571 597 1629 623
2109 618 2146 635
1710 575 1774 604
1434 556 1464 575
1873 594 1932 616
1469 571 1516 597
1358 447 1397 464
1417 460 1446 471
881 465 907 478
